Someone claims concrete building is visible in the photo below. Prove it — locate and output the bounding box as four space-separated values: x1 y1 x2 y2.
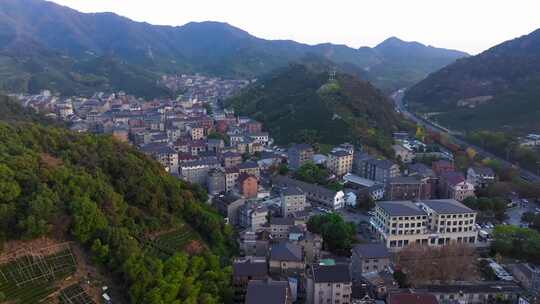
392 144 415 163
140 143 179 173
245 280 292 304
222 151 242 168
306 264 353 304
327 150 354 177
207 168 226 195
280 186 307 217
269 242 304 275
239 203 268 232
417 282 522 304
351 243 391 280
387 292 438 304
432 160 455 176
362 159 400 183
233 257 268 303
288 144 314 170
273 176 345 210
440 172 475 202
370 199 477 251
225 167 240 191
467 166 496 189
385 176 429 201
269 216 295 239
212 193 245 226
179 158 220 185
238 161 260 178
508 263 540 294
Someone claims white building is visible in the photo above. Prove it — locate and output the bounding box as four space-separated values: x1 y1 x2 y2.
371 199 478 251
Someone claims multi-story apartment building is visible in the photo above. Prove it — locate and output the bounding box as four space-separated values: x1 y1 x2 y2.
239 203 268 232
370 199 477 251
440 172 475 202
306 264 353 304
467 166 496 189
222 151 243 168
351 243 391 281
327 150 354 177
362 159 400 183
207 168 226 195
280 186 307 217
288 144 314 170
238 161 260 178
140 143 179 173
225 167 240 191
178 158 220 185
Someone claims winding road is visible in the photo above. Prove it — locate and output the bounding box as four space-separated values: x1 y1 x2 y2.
391 90 540 183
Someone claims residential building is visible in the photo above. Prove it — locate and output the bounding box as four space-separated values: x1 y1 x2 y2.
245 280 292 304
280 186 307 217
222 151 242 168
140 143 179 173
179 158 220 185
269 216 295 239
306 264 353 304
207 168 225 195
288 144 314 170
351 243 390 280
327 150 354 177
225 167 240 191
363 159 400 183
239 203 268 232
232 257 268 303
269 242 304 275
408 163 437 198
440 172 475 202
370 199 477 251
238 161 260 178
239 173 258 198
296 231 323 264
417 281 522 304
385 176 429 201
467 166 496 189
392 144 415 163
212 193 245 226
273 176 345 210
206 138 224 153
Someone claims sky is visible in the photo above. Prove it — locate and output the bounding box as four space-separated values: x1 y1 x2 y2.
49 0 540 55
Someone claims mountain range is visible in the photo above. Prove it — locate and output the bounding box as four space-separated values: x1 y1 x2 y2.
405 28 540 133
0 0 468 97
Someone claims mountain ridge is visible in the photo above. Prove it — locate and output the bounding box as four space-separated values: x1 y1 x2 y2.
0 0 468 96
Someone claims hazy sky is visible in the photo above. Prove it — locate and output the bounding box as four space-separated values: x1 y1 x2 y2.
49 0 540 55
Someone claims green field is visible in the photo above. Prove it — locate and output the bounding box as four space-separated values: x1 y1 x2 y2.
144 226 200 259
0 249 77 303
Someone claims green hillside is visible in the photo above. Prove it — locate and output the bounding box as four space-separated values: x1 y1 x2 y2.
225 64 407 154
0 97 234 303
405 28 540 133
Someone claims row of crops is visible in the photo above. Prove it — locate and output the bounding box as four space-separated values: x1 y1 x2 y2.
144 226 199 259
0 249 77 303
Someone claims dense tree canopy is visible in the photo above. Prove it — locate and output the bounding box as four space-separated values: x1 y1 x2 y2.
307 213 355 255
0 113 235 303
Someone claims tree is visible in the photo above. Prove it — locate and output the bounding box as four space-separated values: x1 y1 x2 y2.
357 195 375 211
294 162 329 185
307 213 355 255
0 164 21 203
393 270 409 288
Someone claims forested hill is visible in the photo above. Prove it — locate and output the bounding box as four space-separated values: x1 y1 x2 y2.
224 64 407 154
404 28 540 133
0 0 466 96
0 96 234 303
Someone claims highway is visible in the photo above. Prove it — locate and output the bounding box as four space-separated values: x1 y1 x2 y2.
391 90 540 183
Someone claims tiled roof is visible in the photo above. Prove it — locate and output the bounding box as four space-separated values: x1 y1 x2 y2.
311 264 351 283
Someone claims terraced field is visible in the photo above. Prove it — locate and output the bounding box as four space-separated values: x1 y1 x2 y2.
0 249 77 303
144 226 200 259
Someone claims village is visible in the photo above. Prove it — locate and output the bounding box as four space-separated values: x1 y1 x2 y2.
11 74 540 304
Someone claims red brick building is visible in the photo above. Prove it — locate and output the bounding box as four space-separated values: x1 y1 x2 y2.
239 173 258 198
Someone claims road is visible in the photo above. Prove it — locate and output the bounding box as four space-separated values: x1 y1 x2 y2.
391 90 540 183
